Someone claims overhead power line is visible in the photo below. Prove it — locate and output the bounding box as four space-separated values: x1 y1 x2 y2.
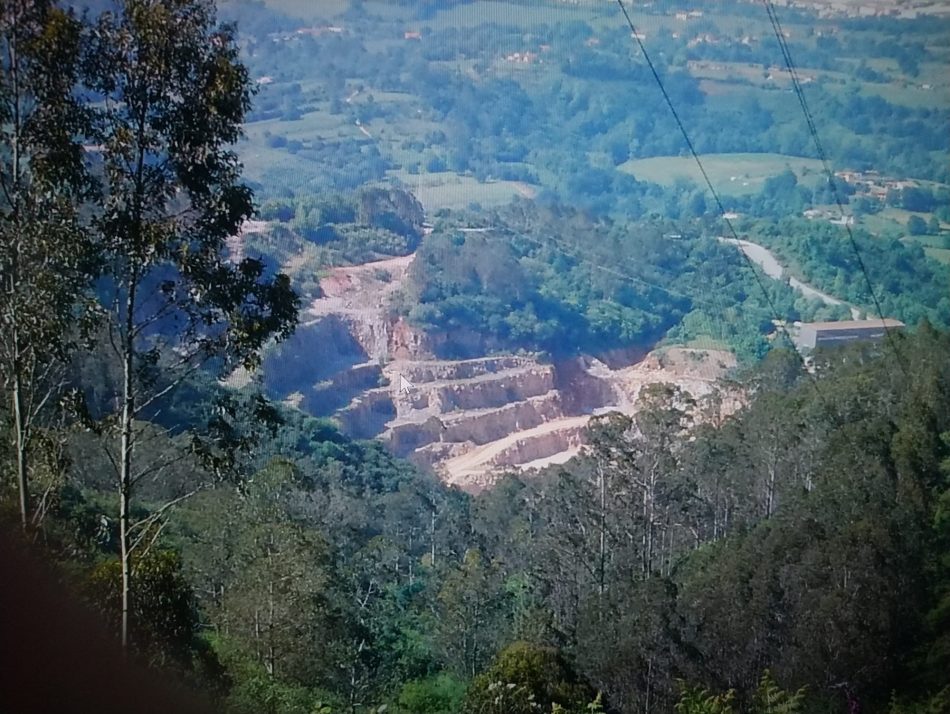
759 0 909 376
613 0 814 375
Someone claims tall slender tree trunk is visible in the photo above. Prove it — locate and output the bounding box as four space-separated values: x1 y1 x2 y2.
765 450 777 519
408 527 414 586
597 464 607 617
641 486 653 578
713 493 720 541
267 578 275 677
8 19 28 533
119 277 137 650
644 462 660 577
470 602 480 678
12 358 29 531
644 656 654 714
9 252 30 533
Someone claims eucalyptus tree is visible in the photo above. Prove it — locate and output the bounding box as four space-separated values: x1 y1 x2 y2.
84 0 297 648
0 0 95 531
436 548 508 678
585 384 694 583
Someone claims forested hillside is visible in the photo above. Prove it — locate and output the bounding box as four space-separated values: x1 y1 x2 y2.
8 310 950 713
1 1 949 713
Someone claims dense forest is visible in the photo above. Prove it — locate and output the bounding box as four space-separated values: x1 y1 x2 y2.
400 202 812 360
1 1 949 714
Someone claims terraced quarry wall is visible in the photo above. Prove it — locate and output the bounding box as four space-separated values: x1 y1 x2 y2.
262 252 738 491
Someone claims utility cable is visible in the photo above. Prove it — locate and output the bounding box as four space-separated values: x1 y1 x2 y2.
613 0 815 379
760 0 909 376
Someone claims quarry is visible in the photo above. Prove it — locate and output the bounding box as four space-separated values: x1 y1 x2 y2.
262 251 738 491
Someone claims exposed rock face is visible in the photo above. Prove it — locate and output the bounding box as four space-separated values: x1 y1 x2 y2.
262 316 379 415
401 365 555 414
261 251 740 491
440 416 590 493
441 391 563 445
389 317 429 360
383 387 563 460
553 356 619 414
307 253 431 363
336 389 397 439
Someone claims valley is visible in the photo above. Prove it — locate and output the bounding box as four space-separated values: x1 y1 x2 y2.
4 2 949 713
229 0 950 492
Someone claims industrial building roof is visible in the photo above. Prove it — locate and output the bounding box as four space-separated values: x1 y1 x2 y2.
803 319 905 331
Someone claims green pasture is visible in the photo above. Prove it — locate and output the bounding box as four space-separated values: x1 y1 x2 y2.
425 1 600 29
925 247 950 265
848 81 950 110
261 0 350 22
855 208 950 256
245 106 357 142
856 209 905 237
619 153 824 196
239 146 338 194
386 170 536 211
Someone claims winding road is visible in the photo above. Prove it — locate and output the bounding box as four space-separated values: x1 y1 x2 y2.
720 237 862 320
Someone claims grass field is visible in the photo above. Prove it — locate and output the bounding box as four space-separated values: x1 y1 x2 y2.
267 0 411 22
427 1 600 29
909 232 950 249
244 109 356 143
688 60 789 87
925 247 950 265
851 81 950 110
619 153 824 195
387 170 537 211
239 145 340 194
238 106 366 192
688 48 950 110
261 0 350 22
858 207 950 238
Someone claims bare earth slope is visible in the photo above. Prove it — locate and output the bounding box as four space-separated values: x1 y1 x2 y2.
263 251 738 491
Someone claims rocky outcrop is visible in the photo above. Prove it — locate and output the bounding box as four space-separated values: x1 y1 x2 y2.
397 356 535 383
406 366 555 413
441 391 563 445
490 423 587 467
388 317 430 361
377 362 556 457
553 357 619 414
299 362 382 416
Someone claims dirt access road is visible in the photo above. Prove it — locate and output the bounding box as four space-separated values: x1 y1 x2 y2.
307 253 415 319
720 237 862 319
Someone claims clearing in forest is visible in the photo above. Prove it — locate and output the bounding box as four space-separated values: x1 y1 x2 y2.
389 171 541 211
619 153 824 195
